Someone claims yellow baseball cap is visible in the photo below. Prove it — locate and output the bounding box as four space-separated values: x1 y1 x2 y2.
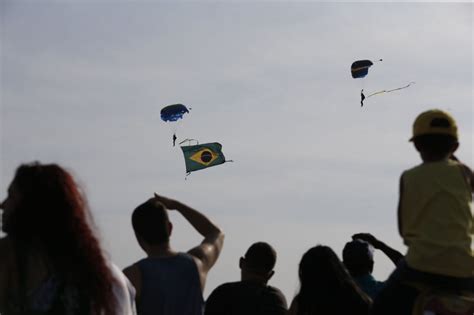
410 109 458 141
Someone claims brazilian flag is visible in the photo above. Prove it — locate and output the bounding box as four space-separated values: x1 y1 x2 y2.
181 142 226 174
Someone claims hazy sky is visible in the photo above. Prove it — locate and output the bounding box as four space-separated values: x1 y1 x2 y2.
1 1 472 300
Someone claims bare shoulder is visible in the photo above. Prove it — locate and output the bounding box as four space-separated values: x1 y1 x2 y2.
187 231 224 270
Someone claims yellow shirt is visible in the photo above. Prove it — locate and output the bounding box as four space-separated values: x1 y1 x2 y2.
400 159 474 277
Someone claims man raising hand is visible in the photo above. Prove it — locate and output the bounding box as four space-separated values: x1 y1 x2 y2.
124 193 225 315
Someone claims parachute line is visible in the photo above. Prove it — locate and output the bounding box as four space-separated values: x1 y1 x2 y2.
179 138 199 146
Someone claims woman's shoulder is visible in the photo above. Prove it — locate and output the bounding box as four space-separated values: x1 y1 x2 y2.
107 262 137 315
0 237 15 313
0 237 15 264
0 236 13 248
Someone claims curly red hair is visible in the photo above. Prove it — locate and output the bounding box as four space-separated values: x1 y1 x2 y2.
8 162 116 314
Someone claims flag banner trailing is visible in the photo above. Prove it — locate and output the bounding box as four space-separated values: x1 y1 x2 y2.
181 142 227 174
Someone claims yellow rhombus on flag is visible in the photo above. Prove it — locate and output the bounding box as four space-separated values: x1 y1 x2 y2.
181 142 227 174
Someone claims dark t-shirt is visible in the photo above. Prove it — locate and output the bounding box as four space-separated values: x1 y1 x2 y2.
204 281 287 315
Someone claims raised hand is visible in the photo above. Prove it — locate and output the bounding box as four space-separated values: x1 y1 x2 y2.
153 193 180 210
352 233 381 249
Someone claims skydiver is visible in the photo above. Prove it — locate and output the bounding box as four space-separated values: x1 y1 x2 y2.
360 89 366 107
173 133 177 147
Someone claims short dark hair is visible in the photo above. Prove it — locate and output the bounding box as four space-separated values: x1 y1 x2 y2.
413 134 458 158
132 200 170 245
342 240 374 277
243 242 277 274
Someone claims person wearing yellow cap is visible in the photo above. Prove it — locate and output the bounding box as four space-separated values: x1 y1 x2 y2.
372 109 474 315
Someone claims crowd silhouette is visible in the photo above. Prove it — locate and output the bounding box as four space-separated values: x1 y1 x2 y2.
1 109 473 315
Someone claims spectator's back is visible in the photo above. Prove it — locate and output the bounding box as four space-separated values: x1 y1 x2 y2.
123 194 224 315
205 242 287 315
205 281 286 315
137 254 203 315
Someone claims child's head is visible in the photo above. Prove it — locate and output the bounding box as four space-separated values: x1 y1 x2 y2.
410 109 459 161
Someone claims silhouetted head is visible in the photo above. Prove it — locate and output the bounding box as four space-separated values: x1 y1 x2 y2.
0 162 116 314
296 245 371 314
413 134 458 161
2 162 93 243
342 239 374 277
299 245 349 289
239 242 277 282
132 199 172 247
410 109 459 161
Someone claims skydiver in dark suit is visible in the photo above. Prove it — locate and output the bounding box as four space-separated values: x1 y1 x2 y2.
361 89 366 107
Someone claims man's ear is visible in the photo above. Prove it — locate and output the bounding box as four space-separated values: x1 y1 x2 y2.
136 234 148 252
266 270 275 281
452 141 459 154
136 233 144 246
239 257 245 270
369 260 374 274
414 142 422 152
167 221 173 237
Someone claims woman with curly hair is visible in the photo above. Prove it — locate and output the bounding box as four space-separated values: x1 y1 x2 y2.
288 245 371 315
0 162 135 314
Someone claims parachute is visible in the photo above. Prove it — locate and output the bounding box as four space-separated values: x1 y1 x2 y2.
161 104 190 146
161 104 189 122
351 60 375 79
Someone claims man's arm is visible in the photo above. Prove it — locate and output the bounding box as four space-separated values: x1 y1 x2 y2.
153 194 224 287
352 233 404 266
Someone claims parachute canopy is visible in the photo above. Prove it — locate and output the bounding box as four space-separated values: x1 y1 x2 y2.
161 104 189 122
351 60 374 79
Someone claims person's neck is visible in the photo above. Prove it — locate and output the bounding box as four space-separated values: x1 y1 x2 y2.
420 152 451 163
422 157 449 163
241 272 268 285
145 243 177 258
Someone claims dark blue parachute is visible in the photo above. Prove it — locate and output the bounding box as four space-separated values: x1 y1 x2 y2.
161 104 189 122
351 60 374 79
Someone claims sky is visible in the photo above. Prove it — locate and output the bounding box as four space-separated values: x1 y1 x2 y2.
1 1 472 301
